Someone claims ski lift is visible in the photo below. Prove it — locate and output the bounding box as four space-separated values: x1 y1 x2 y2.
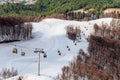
34 48 45 53
75 43 77 45
43 53 47 58
57 50 60 53
58 52 61 55
66 45 69 48
57 50 61 56
21 51 25 56
68 48 70 51
34 48 39 53
12 48 18 54
21 49 25 56
40 50 45 53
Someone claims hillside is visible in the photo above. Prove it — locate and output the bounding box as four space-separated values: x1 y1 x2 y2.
0 18 113 80
0 0 120 17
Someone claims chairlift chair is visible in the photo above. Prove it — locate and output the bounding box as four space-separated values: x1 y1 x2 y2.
67 46 69 48
57 50 60 53
21 51 25 56
58 52 61 55
43 53 47 58
68 48 70 51
12 48 18 54
57 50 61 55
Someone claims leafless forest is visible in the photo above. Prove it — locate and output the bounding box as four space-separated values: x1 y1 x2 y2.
57 19 120 80
66 25 81 41
94 19 120 40
0 17 32 42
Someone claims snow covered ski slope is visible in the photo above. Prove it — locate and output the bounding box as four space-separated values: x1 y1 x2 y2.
0 18 112 80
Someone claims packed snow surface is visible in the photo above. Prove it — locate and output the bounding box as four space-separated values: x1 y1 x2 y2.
0 18 112 80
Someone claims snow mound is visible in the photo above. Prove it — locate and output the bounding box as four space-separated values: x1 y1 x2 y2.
7 74 54 80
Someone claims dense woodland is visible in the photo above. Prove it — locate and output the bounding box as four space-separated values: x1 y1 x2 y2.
0 0 120 18
65 9 120 21
65 11 98 21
